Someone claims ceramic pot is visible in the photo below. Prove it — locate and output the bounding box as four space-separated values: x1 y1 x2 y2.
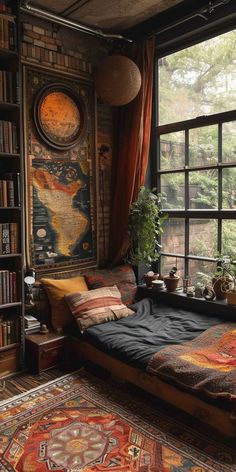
212 277 229 300
226 290 236 306
143 273 159 288
164 276 179 292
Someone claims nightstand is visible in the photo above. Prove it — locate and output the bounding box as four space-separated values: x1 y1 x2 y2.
25 332 68 374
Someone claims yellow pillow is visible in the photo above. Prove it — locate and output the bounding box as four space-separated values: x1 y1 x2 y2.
40 276 88 329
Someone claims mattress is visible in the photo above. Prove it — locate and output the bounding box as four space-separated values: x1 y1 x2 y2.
66 298 227 369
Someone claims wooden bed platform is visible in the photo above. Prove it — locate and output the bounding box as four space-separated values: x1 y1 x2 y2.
70 337 236 439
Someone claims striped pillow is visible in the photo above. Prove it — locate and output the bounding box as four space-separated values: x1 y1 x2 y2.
64 285 135 333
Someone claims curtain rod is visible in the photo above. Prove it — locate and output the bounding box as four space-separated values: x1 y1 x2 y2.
20 2 133 43
154 0 232 36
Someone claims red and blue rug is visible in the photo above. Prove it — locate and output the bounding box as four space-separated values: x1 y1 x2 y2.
0 369 235 471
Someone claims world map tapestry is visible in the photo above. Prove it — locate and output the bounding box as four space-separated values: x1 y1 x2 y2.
24 66 97 271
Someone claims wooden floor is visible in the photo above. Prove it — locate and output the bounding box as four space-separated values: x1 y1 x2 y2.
0 368 69 401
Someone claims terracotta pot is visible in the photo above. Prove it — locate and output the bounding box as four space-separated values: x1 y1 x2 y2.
212 277 229 300
164 276 179 292
143 273 159 288
226 290 236 306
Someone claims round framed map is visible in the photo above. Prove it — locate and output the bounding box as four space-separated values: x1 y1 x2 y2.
34 83 85 150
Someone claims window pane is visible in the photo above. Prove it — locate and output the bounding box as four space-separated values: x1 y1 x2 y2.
189 259 216 286
160 173 185 209
189 219 217 258
161 218 185 255
189 126 218 167
189 170 218 209
160 256 184 280
222 121 236 163
160 132 185 170
158 30 236 125
222 168 236 209
222 220 236 257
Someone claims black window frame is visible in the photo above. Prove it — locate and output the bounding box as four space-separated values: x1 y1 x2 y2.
153 27 236 280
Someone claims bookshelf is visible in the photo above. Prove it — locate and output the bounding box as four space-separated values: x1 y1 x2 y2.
0 0 24 378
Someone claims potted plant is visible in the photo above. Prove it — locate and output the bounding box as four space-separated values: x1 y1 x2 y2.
163 266 179 292
126 186 167 286
212 255 236 301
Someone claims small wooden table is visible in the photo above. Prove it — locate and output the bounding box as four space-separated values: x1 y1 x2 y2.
25 332 68 374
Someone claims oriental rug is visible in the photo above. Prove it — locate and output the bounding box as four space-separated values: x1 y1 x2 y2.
0 369 235 472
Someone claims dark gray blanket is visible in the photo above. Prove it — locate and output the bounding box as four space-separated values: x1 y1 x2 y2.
68 298 228 369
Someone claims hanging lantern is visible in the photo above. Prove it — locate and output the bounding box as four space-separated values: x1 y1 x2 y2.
94 54 142 106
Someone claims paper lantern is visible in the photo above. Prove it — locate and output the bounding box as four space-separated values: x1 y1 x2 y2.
95 55 142 106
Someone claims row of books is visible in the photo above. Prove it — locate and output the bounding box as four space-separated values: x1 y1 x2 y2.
0 222 19 254
0 71 19 103
0 173 20 207
0 269 17 305
0 120 18 153
0 12 16 50
24 314 40 334
0 317 20 347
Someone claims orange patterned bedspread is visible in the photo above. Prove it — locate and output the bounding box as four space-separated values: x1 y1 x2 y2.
147 323 236 405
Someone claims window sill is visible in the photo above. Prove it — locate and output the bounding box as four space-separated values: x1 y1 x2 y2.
137 285 236 319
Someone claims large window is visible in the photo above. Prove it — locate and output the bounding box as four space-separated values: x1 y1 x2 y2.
155 29 236 284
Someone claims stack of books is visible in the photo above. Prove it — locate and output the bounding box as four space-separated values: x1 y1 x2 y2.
24 314 40 334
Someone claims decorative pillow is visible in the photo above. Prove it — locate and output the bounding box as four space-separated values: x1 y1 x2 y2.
85 265 137 306
40 276 88 329
64 285 135 333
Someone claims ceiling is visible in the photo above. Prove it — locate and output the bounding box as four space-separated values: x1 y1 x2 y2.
22 0 236 47
25 0 184 33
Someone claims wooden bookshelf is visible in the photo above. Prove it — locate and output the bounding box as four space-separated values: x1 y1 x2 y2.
0 0 23 377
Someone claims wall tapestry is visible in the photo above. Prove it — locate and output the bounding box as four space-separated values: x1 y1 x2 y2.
23 66 97 272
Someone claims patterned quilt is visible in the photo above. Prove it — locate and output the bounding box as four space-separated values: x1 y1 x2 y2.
147 323 236 408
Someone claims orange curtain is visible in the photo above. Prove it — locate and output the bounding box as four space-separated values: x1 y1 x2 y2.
108 37 155 266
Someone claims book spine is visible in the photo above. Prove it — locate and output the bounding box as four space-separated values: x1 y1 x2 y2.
2 321 7 346
10 222 18 253
6 320 11 344
7 178 14 206
9 270 13 302
6 270 9 303
0 223 2 254
16 172 20 206
0 271 3 304
0 318 2 347
2 222 10 254
2 270 7 304
12 271 17 302
2 179 7 206
0 17 3 48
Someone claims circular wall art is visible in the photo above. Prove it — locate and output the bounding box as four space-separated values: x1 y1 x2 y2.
34 83 86 150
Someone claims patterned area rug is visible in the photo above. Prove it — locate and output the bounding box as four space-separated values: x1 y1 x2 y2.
0 369 235 472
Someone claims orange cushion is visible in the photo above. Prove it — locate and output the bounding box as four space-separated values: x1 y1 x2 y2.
40 276 88 329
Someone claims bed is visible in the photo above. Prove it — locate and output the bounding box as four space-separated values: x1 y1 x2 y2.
38 265 236 439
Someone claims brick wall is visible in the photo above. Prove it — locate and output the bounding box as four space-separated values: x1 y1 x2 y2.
21 15 112 266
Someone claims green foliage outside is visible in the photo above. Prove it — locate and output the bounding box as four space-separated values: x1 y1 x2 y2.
158 29 236 261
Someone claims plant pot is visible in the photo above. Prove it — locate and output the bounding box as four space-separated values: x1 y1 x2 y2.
226 290 236 306
164 276 179 292
212 277 229 300
143 273 159 288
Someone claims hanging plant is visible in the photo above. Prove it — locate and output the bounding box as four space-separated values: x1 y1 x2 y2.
125 186 167 267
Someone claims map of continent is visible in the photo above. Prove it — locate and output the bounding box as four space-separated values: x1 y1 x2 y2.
32 162 93 266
